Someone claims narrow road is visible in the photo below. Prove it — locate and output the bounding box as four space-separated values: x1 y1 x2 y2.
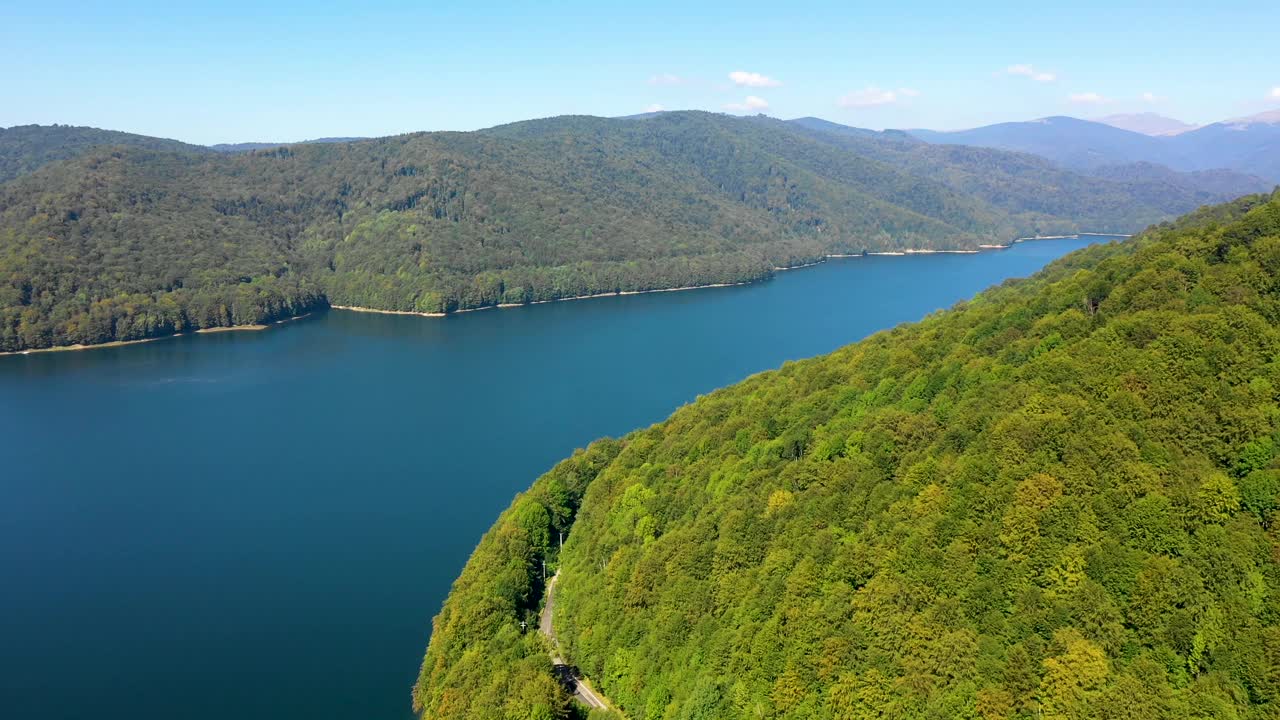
540 571 610 711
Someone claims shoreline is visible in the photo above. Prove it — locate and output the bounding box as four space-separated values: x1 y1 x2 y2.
4 232 1130 355
327 230 1128 321
0 334 185 357
775 260 825 272
1012 231 1132 244
332 279 762 319
0 312 314 358
328 304 446 318
195 324 268 333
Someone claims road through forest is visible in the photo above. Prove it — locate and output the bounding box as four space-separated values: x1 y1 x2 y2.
540 572 610 711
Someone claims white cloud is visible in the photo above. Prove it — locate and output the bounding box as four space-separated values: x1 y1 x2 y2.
729 71 781 88
1006 64 1056 83
725 95 769 111
647 74 685 86
644 103 665 113
838 86 916 108
1271 87 1280 99
1069 92 1108 104
1140 91 1165 102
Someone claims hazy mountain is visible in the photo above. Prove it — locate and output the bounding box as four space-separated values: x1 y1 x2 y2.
1095 112 1197 136
1172 110 1280 181
1224 109 1280 125
207 137 370 153
907 116 1181 171
786 116 892 140
0 124 209 183
910 113 1280 182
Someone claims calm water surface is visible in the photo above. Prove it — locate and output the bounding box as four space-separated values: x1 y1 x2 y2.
0 238 1109 720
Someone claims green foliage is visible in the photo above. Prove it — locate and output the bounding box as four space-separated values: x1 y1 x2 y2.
421 191 1280 719
0 123 208 183
0 114 1260 351
1239 470 1280 524
412 440 621 720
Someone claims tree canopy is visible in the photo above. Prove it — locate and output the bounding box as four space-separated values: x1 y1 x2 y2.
0 123 207 183
415 191 1280 720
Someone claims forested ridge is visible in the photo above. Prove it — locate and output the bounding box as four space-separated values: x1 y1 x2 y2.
0 113 1269 351
0 124 209 183
414 191 1280 720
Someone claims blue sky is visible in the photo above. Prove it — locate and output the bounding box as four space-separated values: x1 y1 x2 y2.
3 1 1278 144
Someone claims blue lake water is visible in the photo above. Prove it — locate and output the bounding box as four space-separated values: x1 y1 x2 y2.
0 237 1110 720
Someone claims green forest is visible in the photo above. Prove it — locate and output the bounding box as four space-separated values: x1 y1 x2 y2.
0 124 207 183
414 191 1280 720
1 114 1268 351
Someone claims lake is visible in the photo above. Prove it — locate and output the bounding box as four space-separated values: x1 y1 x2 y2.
0 237 1110 720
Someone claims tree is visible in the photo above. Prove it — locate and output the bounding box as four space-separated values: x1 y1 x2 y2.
1193 473 1242 525
1040 629 1109 720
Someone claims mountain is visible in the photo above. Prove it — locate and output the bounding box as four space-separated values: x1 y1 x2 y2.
783 117 1270 226
1173 111 1280 184
0 113 1265 352
787 116 890 140
207 137 369 153
0 123 208 183
1226 109 1280 125
909 114 1280 182
414 191 1280 719
907 116 1182 171
1095 112 1197 136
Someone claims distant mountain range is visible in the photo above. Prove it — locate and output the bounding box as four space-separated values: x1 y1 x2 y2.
1094 112 1198 136
207 137 370 153
907 111 1280 181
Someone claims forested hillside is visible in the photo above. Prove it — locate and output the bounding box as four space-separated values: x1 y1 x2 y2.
1088 162 1269 202
0 124 208 183
778 118 1270 229
414 192 1280 719
0 113 1266 351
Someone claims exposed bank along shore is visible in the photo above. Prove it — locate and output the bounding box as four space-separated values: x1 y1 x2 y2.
0 313 312 357
4 232 1130 355
331 232 1131 319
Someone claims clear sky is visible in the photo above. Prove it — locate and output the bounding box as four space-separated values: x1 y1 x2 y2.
3 0 1278 144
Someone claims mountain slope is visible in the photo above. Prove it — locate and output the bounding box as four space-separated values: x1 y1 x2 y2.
1088 161 1271 205
1172 112 1280 182
0 123 209 183
907 116 1180 170
415 191 1280 719
0 113 1264 351
784 117 1271 229
787 116 892 140
910 114 1280 182
1095 113 1197 136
